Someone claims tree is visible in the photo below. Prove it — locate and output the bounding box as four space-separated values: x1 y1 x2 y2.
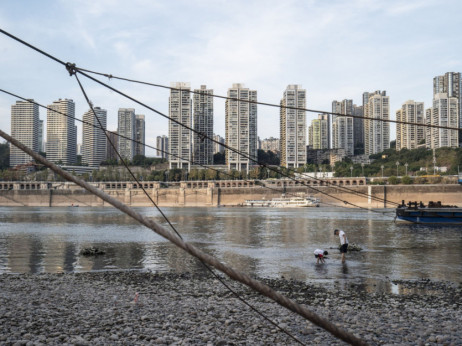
257 150 280 165
132 154 146 166
205 169 218 180
100 158 118 166
0 143 9 170
249 167 260 179
213 152 225 165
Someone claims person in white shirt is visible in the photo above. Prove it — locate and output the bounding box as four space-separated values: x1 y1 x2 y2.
313 249 328 264
334 229 348 263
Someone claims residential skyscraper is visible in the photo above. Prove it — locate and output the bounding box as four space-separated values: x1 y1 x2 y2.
308 114 329 149
261 137 280 154
332 99 354 156
280 85 306 168
38 119 44 153
135 114 145 157
396 101 425 151
426 93 459 149
353 105 363 154
433 72 461 146
106 131 118 161
156 135 169 159
169 82 192 170
364 91 389 155
213 134 225 154
359 91 383 154
118 108 136 161
46 99 77 164
225 83 257 172
193 85 214 165
10 100 39 167
82 107 107 167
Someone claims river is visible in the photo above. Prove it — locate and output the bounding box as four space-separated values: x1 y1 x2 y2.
0 206 461 292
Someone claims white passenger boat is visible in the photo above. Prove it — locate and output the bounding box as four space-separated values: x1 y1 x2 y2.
244 195 320 208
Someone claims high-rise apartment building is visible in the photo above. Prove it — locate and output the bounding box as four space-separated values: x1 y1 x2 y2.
135 114 145 157
353 105 363 153
225 83 257 172
308 114 329 149
364 91 389 155
213 134 225 154
426 93 459 149
261 137 280 154
10 100 40 168
280 85 306 168
396 101 425 150
106 131 118 161
193 85 214 165
359 91 383 154
433 72 461 146
46 99 77 165
332 99 354 156
38 119 44 153
82 107 107 167
169 82 192 170
156 135 169 159
118 108 136 161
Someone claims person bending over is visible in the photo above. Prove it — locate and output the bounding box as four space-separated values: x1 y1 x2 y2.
314 249 328 264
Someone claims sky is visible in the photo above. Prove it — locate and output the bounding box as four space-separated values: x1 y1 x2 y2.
1 0 461 156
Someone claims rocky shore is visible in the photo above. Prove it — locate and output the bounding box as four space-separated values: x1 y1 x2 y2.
1 271 461 345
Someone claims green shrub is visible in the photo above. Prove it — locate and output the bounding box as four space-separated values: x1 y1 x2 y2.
388 176 400 185
401 176 413 185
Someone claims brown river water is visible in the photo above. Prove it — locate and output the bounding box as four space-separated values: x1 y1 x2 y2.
1 206 461 293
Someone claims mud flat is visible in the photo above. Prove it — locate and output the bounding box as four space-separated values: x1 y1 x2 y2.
0 272 461 345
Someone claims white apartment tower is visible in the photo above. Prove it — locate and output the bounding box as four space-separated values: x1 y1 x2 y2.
364 91 390 155
193 85 214 165
46 99 77 164
280 85 306 168
213 134 225 154
308 114 329 150
135 114 145 157
433 72 461 146
426 93 459 149
10 100 40 167
396 101 425 151
169 82 192 170
332 99 354 156
225 83 257 172
82 107 107 167
156 135 169 159
118 108 136 161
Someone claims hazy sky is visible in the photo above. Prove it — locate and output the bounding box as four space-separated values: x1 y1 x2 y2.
1 0 461 155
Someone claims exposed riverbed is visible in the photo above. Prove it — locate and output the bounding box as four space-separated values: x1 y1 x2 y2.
1 271 461 345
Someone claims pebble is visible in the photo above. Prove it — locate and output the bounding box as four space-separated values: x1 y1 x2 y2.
0 272 461 345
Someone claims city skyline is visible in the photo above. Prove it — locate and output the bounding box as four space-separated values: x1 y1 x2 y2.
6 73 460 166
1 1 462 156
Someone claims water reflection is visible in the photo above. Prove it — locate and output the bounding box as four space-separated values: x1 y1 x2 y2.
1 206 462 293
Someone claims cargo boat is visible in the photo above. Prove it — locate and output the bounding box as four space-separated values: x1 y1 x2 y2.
395 200 462 224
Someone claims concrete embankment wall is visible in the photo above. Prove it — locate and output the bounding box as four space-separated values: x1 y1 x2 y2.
0 184 460 208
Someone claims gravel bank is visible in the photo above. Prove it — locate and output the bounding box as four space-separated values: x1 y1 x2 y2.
1 271 461 345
